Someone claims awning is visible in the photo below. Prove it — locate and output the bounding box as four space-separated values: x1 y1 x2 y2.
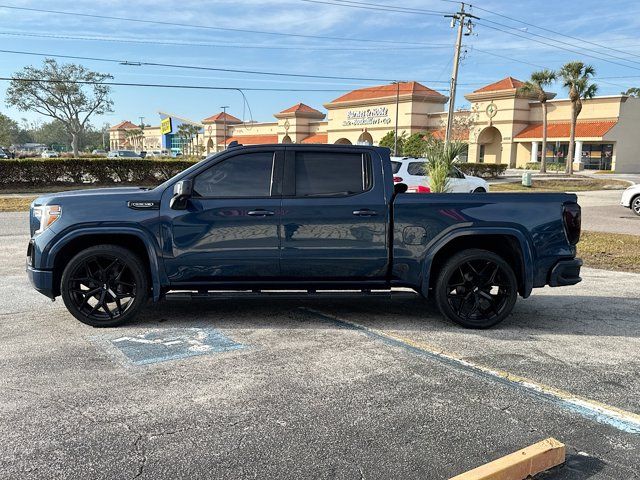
515 121 617 140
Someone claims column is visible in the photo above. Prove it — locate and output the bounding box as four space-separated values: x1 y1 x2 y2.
574 140 583 163
530 141 539 163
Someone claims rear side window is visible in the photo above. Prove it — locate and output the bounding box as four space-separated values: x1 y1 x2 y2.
294 151 371 197
407 162 428 176
391 161 401 174
194 152 275 197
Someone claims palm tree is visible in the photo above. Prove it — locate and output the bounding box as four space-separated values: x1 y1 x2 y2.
559 61 598 175
124 128 144 151
519 69 556 173
424 139 468 193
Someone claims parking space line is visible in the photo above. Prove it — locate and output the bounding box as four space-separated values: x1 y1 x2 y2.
301 308 640 435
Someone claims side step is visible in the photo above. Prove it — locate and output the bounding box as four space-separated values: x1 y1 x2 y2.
165 289 417 301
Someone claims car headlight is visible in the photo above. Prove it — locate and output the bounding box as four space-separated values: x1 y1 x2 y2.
33 205 62 234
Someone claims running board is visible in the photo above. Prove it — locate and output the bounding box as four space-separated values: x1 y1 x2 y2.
165 289 417 301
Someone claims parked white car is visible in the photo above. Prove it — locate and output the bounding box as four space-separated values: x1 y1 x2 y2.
620 184 640 216
146 149 171 158
41 150 59 158
391 157 489 193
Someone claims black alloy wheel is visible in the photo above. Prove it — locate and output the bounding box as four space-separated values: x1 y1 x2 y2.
632 196 640 216
61 245 148 327
434 249 517 329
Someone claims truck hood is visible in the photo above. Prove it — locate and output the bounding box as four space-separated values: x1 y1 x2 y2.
33 187 156 205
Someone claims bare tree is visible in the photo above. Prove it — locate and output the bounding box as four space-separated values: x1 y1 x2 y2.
6 59 113 157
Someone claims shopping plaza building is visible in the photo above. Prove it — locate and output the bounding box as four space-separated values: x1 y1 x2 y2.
109 76 640 172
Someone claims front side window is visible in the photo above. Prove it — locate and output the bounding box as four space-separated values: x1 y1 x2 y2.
294 151 371 197
194 152 275 197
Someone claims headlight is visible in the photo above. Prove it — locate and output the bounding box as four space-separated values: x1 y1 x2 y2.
33 205 62 234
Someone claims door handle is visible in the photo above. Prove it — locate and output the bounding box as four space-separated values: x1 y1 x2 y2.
352 209 377 216
247 209 275 217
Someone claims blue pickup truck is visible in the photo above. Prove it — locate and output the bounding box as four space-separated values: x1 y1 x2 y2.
27 143 582 329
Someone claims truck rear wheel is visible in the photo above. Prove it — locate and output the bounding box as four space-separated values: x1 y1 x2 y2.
434 249 517 329
60 245 148 327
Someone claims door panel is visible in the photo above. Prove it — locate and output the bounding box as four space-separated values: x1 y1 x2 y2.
280 149 388 279
162 150 283 283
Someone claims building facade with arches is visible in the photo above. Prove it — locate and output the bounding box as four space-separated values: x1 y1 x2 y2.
110 77 640 172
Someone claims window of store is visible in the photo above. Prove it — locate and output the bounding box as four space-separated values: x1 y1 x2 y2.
580 143 613 170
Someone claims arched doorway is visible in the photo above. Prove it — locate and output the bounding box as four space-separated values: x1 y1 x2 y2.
282 135 292 144
477 127 502 164
334 138 352 145
357 131 373 145
206 138 214 154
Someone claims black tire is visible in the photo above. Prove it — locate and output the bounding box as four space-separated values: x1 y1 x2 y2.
434 249 518 329
632 195 640 216
473 187 487 193
61 245 148 327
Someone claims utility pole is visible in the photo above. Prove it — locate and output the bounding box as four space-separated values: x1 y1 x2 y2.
444 3 478 147
393 81 400 156
221 106 229 150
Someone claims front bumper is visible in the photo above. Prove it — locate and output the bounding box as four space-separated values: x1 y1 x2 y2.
27 265 55 299
548 258 583 287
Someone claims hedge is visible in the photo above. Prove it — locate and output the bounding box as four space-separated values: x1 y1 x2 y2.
0 159 198 186
524 162 567 172
456 162 507 179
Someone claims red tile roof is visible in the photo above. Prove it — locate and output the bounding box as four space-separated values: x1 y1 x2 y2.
301 133 328 144
202 112 242 123
280 103 323 115
473 77 525 93
109 120 139 131
515 121 617 139
329 81 445 103
430 128 469 141
219 134 279 145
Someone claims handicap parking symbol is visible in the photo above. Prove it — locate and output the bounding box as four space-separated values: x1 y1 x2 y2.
108 327 245 365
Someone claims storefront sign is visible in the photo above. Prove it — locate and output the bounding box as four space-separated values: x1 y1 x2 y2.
160 117 172 135
343 107 392 126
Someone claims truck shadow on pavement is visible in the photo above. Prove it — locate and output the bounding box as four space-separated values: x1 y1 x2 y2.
137 293 640 339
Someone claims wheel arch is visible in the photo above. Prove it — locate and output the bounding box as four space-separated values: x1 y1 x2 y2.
45 227 165 301
421 228 534 299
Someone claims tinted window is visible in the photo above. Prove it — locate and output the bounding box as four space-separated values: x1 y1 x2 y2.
407 162 428 176
194 152 275 197
294 152 370 197
449 166 465 179
391 161 401 174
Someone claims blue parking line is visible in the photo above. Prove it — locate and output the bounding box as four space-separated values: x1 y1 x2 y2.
301 308 640 435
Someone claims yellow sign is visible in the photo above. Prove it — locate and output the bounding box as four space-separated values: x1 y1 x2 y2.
160 117 172 135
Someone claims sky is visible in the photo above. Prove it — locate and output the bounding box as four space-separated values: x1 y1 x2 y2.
1 0 640 129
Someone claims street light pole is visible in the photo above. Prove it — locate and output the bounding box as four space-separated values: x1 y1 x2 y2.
221 106 229 150
444 3 478 147
393 81 400 156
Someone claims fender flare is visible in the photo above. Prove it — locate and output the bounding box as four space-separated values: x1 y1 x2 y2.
44 226 166 301
419 227 535 299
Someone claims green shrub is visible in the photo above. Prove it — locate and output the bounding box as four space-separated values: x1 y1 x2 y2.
456 163 508 179
524 161 566 172
0 158 198 186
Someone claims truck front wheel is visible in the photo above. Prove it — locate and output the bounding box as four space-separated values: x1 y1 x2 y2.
434 249 517 329
60 245 148 327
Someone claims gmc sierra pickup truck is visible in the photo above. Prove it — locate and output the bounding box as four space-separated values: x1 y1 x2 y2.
27 143 582 329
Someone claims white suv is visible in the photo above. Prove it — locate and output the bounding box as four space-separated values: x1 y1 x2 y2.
391 157 489 193
620 184 640 216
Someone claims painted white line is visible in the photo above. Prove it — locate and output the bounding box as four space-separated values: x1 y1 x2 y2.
302 308 640 435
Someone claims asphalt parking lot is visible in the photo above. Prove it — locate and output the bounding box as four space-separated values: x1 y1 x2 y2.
1 213 639 479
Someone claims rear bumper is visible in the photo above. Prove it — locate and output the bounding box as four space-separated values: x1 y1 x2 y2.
27 265 55 299
548 258 583 287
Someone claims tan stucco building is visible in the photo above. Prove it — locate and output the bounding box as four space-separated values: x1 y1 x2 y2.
110 77 640 172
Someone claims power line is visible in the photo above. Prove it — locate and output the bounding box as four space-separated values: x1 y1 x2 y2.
0 3 441 48
0 30 452 51
0 47 478 85
475 22 640 72
298 0 447 15
470 4 640 60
